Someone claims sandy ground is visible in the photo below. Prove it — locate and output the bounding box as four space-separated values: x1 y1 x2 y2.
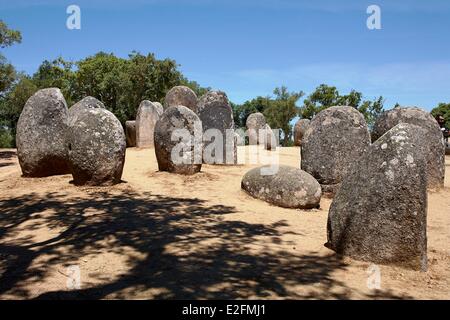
0 146 449 300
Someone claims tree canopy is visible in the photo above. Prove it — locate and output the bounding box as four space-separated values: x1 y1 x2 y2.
232 87 304 146
0 20 22 147
0 20 22 97
298 84 385 127
431 103 450 129
232 84 384 146
0 49 210 147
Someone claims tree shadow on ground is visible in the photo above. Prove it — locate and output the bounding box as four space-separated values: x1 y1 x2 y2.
0 150 16 159
0 150 16 168
0 190 412 299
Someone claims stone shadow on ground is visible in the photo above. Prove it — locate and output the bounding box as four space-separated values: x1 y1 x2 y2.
0 190 412 299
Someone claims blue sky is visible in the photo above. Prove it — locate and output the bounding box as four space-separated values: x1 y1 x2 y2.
1 0 450 110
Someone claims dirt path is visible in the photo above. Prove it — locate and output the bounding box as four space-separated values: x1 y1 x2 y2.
0 147 449 299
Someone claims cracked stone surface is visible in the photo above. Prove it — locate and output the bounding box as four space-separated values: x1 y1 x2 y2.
154 105 203 175
16 88 70 177
66 107 126 186
198 90 236 164
241 165 321 209
301 106 370 195
164 86 198 113
371 106 445 188
327 123 428 271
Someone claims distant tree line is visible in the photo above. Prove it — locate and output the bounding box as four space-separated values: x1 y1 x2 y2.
0 50 207 147
1 20 448 148
232 84 386 146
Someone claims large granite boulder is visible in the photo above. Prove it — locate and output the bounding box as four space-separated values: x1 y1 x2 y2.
198 90 236 164
154 105 202 174
16 88 70 177
326 123 428 271
241 165 321 209
68 96 105 124
371 106 445 188
66 108 126 186
246 112 266 145
136 100 161 148
164 86 198 113
125 120 136 147
301 106 371 195
294 118 310 146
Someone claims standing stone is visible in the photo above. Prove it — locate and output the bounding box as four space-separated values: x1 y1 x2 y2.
371 106 445 188
154 105 202 174
326 123 428 271
264 124 277 151
125 121 136 147
241 165 321 209
301 106 370 195
164 86 198 113
68 96 105 125
16 88 70 177
136 100 161 148
152 102 164 116
198 90 236 164
246 112 266 145
294 118 310 146
66 108 126 186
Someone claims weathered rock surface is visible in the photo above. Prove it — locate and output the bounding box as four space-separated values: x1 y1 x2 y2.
164 86 198 113
264 124 277 151
294 118 310 146
136 100 161 148
16 88 70 177
241 165 321 209
125 120 136 147
198 90 236 164
326 123 428 271
301 106 371 195
371 106 445 188
152 102 164 116
68 96 105 125
246 112 266 145
66 108 126 186
154 105 202 174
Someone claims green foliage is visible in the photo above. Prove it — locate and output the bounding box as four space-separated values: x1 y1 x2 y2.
299 84 385 126
0 76 38 147
263 86 304 146
0 127 14 148
232 86 303 146
0 50 209 144
32 57 77 105
74 51 190 124
357 96 385 127
431 103 450 128
0 20 22 97
0 20 22 48
0 20 22 147
233 96 270 128
0 55 17 96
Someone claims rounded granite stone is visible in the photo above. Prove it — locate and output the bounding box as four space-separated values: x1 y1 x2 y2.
241 165 321 209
